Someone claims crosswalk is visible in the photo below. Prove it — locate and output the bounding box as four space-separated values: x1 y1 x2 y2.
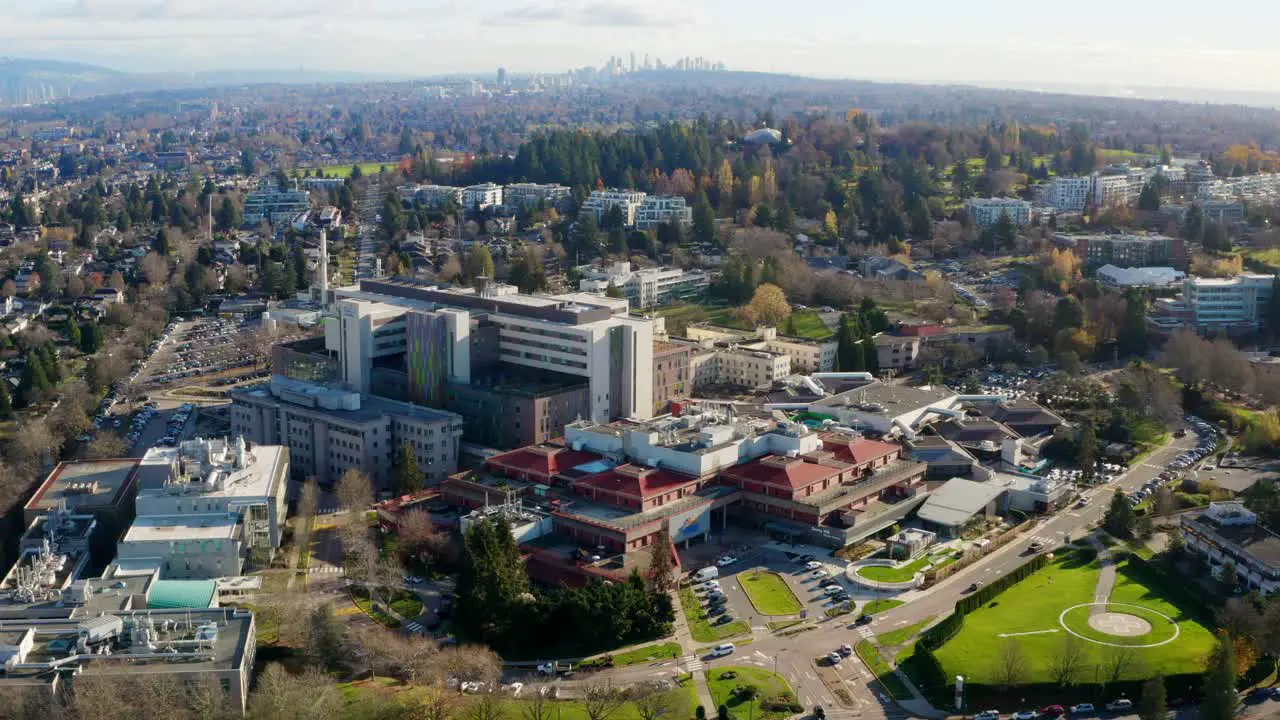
404 620 425 633
308 565 345 575
1027 534 1056 545
317 506 341 515
855 625 876 639
680 654 704 673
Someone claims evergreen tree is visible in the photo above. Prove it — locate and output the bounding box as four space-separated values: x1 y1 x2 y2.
456 517 530 645
390 443 424 494
648 527 676 592
1183 203 1205 244
1078 421 1098 481
1104 489 1137 538
80 319 104 354
153 228 170 255
216 195 241 231
1137 182 1161 212
0 380 10 418
605 281 625 299
65 319 81 349
464 246 496 283
1200 633 1238 720
398 127 415 156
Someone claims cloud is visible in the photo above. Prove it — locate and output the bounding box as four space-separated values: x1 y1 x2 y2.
489 0 688 27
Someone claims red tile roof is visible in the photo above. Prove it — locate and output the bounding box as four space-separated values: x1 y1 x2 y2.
820 435 902 466
486 445 602 480
720 455 842 491
575 464 700 500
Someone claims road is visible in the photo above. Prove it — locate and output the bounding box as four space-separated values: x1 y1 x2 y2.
869 432 1199 632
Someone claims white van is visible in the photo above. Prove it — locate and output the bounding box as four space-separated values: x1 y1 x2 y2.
692 566 720 582
710 643 736 657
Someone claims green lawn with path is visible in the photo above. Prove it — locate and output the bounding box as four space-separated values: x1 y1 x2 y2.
292 161 391 179
855 641 911 699
596 641 682 667
862 599 905 616
784 310 834 340
930 553 1216 684
856 554 935 583
738 571 804 615
679 587 750 643
339 678 697 720
706 666 796 720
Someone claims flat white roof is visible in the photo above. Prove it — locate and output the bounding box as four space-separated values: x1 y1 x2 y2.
122 514 237 543
138 444 285 502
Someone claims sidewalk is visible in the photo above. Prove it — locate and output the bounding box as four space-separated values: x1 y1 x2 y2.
669 590 717 713
1088 535 1117 615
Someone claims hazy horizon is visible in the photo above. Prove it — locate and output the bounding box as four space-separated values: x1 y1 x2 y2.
4 0 1280 97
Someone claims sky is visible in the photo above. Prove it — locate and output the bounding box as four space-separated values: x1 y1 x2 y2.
3 0 1280 93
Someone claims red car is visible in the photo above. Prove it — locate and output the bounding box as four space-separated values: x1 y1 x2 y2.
1039 706 1065 718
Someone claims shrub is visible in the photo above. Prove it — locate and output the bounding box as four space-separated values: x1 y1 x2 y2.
734 684 759 701
696 707 706 720
718 705 729 720
814 706 826 720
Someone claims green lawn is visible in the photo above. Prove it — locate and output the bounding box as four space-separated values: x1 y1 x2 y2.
766 619 802 632
738 571 803 616
595 641 682 667
862 599 905 616
784 310 834 340
389 593 423 620
930 553 1216 685
341 679 697 720
855 641 912 700
679 587 750 643
856 555 935 583
876 617 934 648
292 161 392 179
706 666 796 720
353 594 402 629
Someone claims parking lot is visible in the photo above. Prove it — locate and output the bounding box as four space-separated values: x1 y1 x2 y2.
138 318 278 389
1125 414 1222 507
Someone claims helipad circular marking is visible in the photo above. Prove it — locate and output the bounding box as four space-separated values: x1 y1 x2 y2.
1057 603 1180 648
1088 612 1152 636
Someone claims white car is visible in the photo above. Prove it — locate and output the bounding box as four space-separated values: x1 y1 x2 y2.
710 643 735 657
975 711 1000 720
810 569 828 579
696 581 721 593
822 585 843 596
716 556 738 567
1012 711 1037 720
805 561 823 571
1104 700 1131 713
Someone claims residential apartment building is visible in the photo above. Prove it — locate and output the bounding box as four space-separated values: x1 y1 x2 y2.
330 278 655 424
635 195 693 230
1068 233 1187 269
242 185 310 226
1181 501 1280 594
1044 175 1093 212
681 324 836 375
1201 200 1246 226
1093 173 1136 207
230 376 463 487
504 183 571 209
577 261 710 308
400 184 462 207
869 323 1014 371
964 198 1032 226
582 189 647 226
461 183 504 210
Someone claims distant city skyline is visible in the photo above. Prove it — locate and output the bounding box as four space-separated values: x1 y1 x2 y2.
4 0 1280 95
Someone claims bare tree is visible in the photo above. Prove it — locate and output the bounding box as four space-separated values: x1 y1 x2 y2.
436 645 503 691
10 417 55 472
337 468 374 511
404 682 460 720
995 638 1030 688
630 680 678 720
1104 645 1142 682
1050 633 1089 687
582 681 627 720
521 685 556 720
85 433 129 459
399 508 449 568
466 693 507 720
361 627 441 684
247 663 343 720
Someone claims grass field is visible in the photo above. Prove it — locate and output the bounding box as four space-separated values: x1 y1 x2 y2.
595 641 681 667
389 593 423 620
738 571 803 616
340 678 697 720
292 161 392 179
930 553 1216 684
706 666 795 720
679 587 750 643
855 641 911 699
785 310 834 340
876 618 934 648
862 599 905 616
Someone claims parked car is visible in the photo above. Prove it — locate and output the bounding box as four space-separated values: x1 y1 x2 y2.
810 569 828 579
1104 699 1132 713
974 711 1000 720
710 643 735 657
1068 703 1094 715
805 560 823 571
839 643 853 656
1011 712 1037 720
826 652 842 665
1039 705 1065 718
